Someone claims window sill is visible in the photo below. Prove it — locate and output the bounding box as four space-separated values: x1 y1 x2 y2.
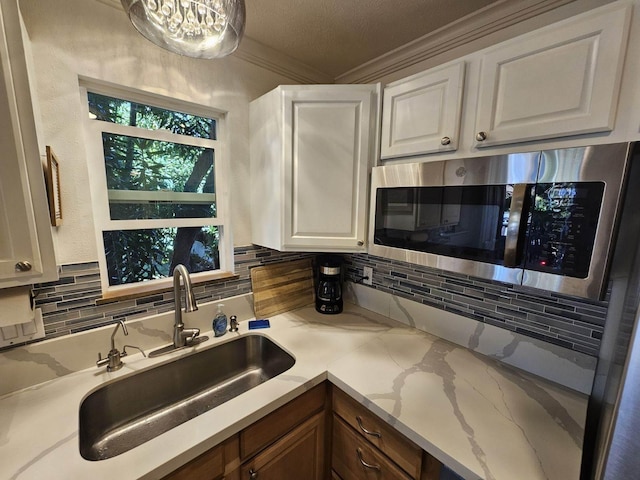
97 270 238 305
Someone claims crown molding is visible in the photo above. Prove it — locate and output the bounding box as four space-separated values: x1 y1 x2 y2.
93 0 577 85
233 38 334 84
335 0 577 84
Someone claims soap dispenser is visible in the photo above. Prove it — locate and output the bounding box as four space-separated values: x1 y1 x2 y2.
213 304 228 337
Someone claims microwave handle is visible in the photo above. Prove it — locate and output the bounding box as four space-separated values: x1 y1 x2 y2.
504 183 529 268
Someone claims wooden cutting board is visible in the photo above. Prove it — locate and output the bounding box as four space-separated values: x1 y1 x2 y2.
251 258 315 318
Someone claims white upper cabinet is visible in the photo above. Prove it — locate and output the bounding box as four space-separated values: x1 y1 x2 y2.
380 62 465 158
250 85 379 252
0 0 57 287
473 3 632 148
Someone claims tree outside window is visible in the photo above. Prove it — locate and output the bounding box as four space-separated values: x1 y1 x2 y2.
86 90 228 291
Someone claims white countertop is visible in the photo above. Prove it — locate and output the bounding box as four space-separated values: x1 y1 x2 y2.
0 303 587 480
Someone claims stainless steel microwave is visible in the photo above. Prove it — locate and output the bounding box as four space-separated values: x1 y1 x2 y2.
369 143 634 300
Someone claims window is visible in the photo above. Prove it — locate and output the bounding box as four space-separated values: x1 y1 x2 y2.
82 85 232 297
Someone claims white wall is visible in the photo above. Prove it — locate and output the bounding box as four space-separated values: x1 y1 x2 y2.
19 0 296 265
20 0 640 268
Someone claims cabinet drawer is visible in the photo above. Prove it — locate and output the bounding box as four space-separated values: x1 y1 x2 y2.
333 388 421 478
240 382 326 460
332 415 412 480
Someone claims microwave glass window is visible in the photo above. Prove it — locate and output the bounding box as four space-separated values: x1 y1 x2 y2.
524 182 605 278
375 185 519 266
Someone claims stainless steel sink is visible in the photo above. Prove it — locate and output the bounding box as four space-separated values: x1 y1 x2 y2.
79 334 295 461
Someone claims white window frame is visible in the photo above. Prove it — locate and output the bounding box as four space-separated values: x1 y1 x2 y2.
80 80 234 298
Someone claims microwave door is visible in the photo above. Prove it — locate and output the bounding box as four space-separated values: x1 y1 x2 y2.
521 143 631 299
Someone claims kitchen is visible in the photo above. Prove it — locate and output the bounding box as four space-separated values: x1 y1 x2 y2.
1 0 640 479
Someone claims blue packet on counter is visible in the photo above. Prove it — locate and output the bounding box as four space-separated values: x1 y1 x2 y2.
248 319 270 329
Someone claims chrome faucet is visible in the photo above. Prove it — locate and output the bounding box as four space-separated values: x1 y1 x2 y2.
148 264 209 358
172 264 200 348
97 320 146 372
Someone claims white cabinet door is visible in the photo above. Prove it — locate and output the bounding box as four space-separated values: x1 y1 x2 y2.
250 85 378 252
0 0 57 287
283 88 375 251
380 62 465 158
474 3 631 148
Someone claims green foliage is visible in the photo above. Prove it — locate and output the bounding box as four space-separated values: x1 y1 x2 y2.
90 92 221 286
101 134 210 192
104 227 220 286
88 92 216 139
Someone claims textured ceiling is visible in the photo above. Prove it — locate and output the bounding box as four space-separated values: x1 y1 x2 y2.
244 0 500 78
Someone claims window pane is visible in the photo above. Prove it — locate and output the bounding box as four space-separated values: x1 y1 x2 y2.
103 226 220 286
102 133 216 220
88 92 216 139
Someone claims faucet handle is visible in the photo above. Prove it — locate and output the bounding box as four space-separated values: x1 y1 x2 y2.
96 352 109 367
122 345 147 358
182 328 200 345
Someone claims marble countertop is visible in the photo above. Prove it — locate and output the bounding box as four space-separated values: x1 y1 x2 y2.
0 303 587 480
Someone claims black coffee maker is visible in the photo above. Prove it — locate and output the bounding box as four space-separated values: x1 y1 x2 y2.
315 255 343 314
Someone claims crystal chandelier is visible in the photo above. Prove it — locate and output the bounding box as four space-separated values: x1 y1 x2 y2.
121 0 246 59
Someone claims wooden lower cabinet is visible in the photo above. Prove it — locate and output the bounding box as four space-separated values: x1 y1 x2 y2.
331 387 442 480
164 383 327 480
333 415 412 480
241 411 326 479
164 382 445 480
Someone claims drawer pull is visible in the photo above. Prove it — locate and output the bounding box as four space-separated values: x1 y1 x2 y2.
356 416 382 438
249 468 258 479
356 448 381 471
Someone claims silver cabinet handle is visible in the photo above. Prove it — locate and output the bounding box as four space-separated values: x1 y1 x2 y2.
476 131 487 141
15 261 32 272
441 136 451 145
249 468 258 479
356 416 381 438
356 448 381 471
504 183 529 268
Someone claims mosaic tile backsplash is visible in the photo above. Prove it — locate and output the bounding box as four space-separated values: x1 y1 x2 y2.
3 246 608 357
0 246 312 352
345 253 608 357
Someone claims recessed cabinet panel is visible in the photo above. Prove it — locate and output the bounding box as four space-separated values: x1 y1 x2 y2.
381 62 465 158
474 4 631 147
493 39 593 126
391 87 443 143
291 102 358 237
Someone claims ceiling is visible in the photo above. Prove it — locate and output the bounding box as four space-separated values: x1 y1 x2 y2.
244 0 500 79
99 0 578 83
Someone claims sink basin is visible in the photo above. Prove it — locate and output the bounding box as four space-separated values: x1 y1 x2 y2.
79 334 295 461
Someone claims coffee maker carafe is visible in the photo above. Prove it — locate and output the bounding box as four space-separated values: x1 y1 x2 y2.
315 255 343 314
